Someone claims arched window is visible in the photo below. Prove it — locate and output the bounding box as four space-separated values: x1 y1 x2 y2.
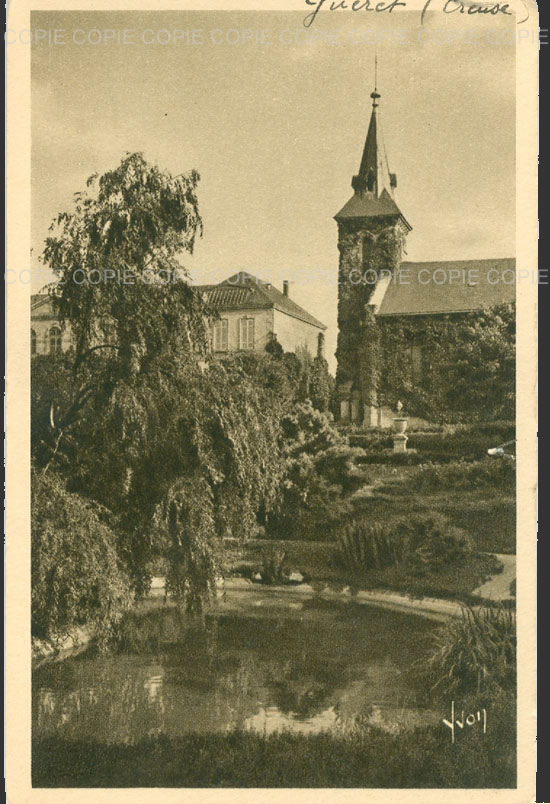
31 329 37 355
49 326 62 355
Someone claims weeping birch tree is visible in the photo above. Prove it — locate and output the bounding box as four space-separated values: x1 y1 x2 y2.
33 153 285 635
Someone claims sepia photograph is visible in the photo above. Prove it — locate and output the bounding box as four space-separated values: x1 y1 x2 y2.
5 0 538 797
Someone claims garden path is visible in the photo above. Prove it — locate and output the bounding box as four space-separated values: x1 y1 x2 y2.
473 554 516 601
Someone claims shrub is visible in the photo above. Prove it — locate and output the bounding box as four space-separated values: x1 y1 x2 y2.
280 401 344 456
425 605 516 699
309 355 334 413
442 421 516 439
355 450 425 466
260 548 288 584
32 470 133 648
266 404 355 540
350 425 516 465
348 431 393 451
406 459 516 493
407 426 515 462
349 424 515 464
313 445 370 493
337 522 405 574
267 457 354 541
337 514 472 578
395 515 473 574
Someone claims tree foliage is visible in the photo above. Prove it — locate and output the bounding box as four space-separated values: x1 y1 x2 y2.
32 152 339 638
32 470 132 647
266 402 357 541
378 304 515 423
33 154 287 630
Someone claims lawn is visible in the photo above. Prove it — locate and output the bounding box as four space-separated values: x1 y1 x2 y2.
214 456 515 604
33 714 516 788
350 488 516 555
339 553 504 603
216 536 504 604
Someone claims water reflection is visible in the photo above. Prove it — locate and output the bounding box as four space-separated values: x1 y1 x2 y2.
33 603 439 744
245 705 339 735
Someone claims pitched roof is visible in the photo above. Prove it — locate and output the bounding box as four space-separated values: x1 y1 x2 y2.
31 293 50 308
33 282 326 330
376 259 516 317
198 274 326 329
334 188 410 227
31 294 57 320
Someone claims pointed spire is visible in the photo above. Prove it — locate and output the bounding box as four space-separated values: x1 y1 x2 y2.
334 65 410 229
351 70 397 200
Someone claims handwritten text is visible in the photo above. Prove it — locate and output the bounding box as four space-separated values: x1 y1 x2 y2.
303 0 517 28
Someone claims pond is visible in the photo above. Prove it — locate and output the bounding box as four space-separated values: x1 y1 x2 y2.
33 598 441 744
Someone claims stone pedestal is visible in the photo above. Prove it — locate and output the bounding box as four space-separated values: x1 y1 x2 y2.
393 433 408 453
363 405 379 428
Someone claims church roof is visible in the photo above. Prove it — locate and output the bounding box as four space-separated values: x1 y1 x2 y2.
334 188 409 224
197 274 327 330
376 259 516 317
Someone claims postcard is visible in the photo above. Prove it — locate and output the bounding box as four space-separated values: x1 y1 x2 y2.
6 0 538 801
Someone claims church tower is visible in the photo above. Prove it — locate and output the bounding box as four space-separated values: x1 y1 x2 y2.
334 83 411 427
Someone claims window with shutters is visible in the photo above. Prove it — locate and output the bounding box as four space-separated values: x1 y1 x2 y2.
31 329 37 355
239 317 255 350
213 318 229 351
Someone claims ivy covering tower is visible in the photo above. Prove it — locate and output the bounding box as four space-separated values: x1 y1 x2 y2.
334 84 411 426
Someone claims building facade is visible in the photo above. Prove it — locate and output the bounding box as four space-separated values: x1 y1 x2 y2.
31 273 326 359
31 294 73 356
198 273 326 356
335 87 515 426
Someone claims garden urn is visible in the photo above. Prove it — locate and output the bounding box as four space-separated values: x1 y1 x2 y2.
393 417 408 434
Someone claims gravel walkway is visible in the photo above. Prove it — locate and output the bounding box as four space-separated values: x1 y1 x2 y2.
472 553 516 601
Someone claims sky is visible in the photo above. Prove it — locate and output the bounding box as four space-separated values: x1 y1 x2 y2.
31 10 516 371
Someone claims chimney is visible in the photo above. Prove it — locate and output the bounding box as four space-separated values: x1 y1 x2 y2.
283 280 289 297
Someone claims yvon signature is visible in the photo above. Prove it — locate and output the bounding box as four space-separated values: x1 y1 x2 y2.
443 701 488 744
